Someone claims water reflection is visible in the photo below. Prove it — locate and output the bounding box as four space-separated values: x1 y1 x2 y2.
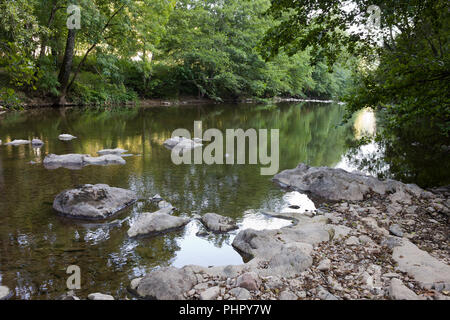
0 102 370 299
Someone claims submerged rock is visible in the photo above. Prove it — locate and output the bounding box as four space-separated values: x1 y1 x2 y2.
43 154 126 169
5 139 30 146
163 137 202 154
127 208 190 238
273 163 426 201
58 134 77 141
97 148 128 156
201 213 238 233
135 266 197 300
53 184 137 220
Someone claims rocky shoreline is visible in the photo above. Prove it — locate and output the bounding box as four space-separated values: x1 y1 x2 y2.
128 164 449 301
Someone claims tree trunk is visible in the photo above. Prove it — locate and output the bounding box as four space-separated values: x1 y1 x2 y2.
56 29 76 106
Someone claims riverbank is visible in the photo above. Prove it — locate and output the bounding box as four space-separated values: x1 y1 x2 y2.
120 164 450 301
0 95 341 111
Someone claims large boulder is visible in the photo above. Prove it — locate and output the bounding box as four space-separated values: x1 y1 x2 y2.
127 208 190 238
135 266 197 300
44 154 126 169
53 184 137 220
200 213 238 232
273 163 425 201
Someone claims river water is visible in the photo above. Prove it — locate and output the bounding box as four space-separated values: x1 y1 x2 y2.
0 102 379 299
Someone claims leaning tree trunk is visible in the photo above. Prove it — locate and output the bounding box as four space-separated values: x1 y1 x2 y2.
55 29 76 106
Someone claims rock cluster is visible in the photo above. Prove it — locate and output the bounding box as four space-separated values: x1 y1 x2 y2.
131 165 450 301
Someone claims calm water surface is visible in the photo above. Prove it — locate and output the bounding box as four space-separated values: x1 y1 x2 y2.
0 102 377 299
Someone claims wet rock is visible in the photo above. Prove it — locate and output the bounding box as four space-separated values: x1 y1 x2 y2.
392 240 450 289
88 293 114 300
0 286 11 300
31 138 44 146
58 134 77 141
388 279 419 300
5 139 30 146
97 148 128 156
200 286 220 300
237 272 260 291
127 208 190 237
201 213 238 232
229 287 251 300
279 291 297 300
389 224 404 237
53 184 137 220
136 267 197 300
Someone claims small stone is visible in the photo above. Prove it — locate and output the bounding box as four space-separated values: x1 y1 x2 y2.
317 258 331 271
88 293 114 300
200 286 220 300
229 287 251 300
0 286 11 300
345 236 360 246
237 272 260 291
279 291 297 300
317 286 339 300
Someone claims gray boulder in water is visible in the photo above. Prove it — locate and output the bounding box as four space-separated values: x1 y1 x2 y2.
273 163 425 201
43 153 126 169
200 213 238 232
127 208 190 238
53 184 137 220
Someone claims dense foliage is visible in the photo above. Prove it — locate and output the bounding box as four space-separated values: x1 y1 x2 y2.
0 0 352 107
